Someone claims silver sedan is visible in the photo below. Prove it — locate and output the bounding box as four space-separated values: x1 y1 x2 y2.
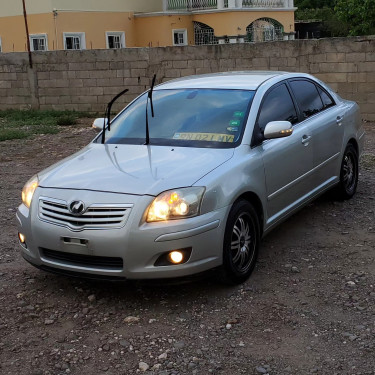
17 72 365 284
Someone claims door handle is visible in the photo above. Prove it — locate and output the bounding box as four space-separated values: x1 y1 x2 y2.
301 135 312 145
337 115 344 125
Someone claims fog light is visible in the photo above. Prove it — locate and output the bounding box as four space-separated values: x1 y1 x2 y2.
18 233 26 243
169 251 184 264
154 248 192 267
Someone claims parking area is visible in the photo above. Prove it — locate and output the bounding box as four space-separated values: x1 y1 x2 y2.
0 122 374 375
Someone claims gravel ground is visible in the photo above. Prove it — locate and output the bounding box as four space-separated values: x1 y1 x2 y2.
0 121 374 375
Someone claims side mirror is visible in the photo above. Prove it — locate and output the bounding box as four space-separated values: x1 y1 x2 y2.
92 118 107 132
264 121 293 140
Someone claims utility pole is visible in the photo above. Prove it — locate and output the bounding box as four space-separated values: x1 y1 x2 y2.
22 0 33 68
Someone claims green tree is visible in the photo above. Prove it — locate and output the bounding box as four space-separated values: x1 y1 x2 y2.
295 0 335 9
335 0 375 35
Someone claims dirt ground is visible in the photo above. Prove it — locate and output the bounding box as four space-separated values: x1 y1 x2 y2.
0 121 374 375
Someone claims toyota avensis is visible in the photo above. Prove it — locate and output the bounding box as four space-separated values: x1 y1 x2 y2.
17 72 365 284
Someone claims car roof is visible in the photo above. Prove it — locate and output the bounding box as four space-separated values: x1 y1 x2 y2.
155 71 288 91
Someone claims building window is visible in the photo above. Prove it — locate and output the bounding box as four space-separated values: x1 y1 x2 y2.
0 37 2 52
63 33 86 50
172 29 187 46
106 32 125 49
194 22 218 45
30 34 48 51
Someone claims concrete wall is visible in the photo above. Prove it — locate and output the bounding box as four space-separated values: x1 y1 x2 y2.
0 36 374 120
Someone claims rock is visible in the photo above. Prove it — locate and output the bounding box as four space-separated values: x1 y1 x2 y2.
44 319 54 325
158 352 168 360
227 318 238 324
119 340 130 348
226 324 232 329
174 341 185 349
256 366 267 374
124 316 140 324
149 319 157 324
88 294 96 302
139 362 149 372
346 281 356 287
291 266 300 273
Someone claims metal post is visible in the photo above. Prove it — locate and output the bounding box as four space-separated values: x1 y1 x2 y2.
22 0 33 68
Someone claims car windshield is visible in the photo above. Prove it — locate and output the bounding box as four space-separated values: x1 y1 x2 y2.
99 89 255 148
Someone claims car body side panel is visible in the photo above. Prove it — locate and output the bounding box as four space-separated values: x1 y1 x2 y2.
196 145 267 228
306 104 345 188
260 122 315 224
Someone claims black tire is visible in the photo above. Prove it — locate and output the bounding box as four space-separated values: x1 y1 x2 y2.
219 200 260 285
334 143 359 200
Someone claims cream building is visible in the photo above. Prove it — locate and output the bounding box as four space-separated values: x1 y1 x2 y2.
0 0 296 53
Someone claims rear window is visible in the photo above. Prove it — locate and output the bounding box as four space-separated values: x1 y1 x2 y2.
289 80 324 119
318 87 335 109
98 89 255 148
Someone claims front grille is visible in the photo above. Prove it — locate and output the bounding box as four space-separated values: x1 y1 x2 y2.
40 248 123 270
38 197 132 231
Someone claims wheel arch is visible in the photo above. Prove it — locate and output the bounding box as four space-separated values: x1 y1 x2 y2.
233 191 264 236
347 138 359 155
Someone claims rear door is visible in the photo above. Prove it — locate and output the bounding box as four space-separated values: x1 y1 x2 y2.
256 82 314 226
288 79 344 188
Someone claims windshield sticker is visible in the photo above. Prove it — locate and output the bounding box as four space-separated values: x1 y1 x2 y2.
227 127 239 132
173 133 234 143
229 120 241 127
233 111 245 118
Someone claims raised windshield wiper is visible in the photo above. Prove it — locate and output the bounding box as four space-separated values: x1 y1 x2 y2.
145 74 157 145
101 88 129 144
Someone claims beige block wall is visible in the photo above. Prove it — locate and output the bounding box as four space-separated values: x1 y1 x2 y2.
0 36 374 120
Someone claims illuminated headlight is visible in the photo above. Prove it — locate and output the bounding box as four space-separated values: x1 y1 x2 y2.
21 175 39 208
146 187 205 222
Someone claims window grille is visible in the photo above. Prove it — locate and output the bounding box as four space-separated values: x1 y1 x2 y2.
194 22 218 45
246 18 284 43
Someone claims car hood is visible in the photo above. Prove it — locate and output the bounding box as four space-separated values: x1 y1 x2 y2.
39 144 234 196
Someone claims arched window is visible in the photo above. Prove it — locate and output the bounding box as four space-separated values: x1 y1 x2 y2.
246 18 284 43
194 22 218 45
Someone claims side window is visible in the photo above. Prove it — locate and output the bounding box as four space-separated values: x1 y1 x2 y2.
289 80 323 119
258 84 298 132
318 86 335 109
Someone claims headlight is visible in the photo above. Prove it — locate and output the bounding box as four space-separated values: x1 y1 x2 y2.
21 175 39 208
146 187 205 222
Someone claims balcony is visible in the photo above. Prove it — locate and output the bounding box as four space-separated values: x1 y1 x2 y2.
164 0 294 11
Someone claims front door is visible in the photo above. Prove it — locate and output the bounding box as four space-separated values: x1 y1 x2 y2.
256 83 314 226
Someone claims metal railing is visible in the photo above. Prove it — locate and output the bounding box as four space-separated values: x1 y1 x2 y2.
165 0 290 11
242 0 285 8
166 0 218 11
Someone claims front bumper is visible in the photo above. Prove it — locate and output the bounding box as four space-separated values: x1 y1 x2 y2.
17 187 228 279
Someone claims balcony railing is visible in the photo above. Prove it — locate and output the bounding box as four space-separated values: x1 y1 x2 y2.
242 0 285 7
167 0 217 11
165 0 293 11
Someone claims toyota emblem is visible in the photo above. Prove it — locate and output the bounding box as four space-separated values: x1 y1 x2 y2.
69 200 85 216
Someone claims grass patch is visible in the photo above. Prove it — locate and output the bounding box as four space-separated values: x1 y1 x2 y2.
0 109 95 141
